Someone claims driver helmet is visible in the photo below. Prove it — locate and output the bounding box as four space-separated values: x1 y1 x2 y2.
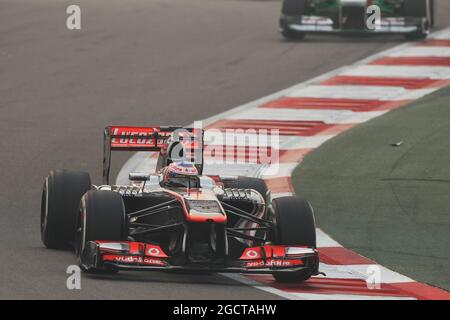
161 161 199 188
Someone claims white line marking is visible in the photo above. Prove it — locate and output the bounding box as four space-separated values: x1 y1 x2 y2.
203 163 293 178
203 163 268 178
316 228 343 248
341 65 450 79
271 192 294 199
317 263 415 283
225 108 387 124
260 163 297 178
223 273 415 300
221 273 302 300
432 28 450 40
387 47 450 57
204 131 334 149
287 85 437 101
285 292 415 300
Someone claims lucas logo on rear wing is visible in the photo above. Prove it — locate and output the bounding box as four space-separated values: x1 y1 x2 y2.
110 126 170 149
103 126 204 184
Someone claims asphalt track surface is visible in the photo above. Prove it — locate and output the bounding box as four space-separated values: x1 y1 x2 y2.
293 86 450 292
1 0 449 299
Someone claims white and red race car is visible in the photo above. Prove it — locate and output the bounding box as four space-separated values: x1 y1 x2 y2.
41 126 320 282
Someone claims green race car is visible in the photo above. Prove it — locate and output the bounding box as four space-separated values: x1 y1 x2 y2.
280 0 435 40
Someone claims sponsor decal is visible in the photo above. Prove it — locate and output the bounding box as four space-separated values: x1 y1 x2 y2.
110 127 168 147
240 247 262 260
114 255 140 264
146 244 168 258
148 247 160 255
143 258 166 266
103 254 166 266
246 250 259 259
245 259 302 268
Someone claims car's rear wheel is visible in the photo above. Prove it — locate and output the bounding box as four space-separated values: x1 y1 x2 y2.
429 0 435 28
41 170 91 249
280 0 307 40
76 190 128 273
281 28 306 40
281 0 307 15
403 0 433 39
270 196 316 282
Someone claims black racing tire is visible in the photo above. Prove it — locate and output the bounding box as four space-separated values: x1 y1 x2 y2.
281 0 307 16
405 32 428 40
222 176 269 200
76 190 127 274
41 170 91 249
273 270 311 283
271 196 316 247
280 0 307 40
281 28 306 40
429 0 435 28
403 0 428 17
270 196 316 282
403 0 433 39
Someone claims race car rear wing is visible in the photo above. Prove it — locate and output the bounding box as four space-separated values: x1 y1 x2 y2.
103 126 204 184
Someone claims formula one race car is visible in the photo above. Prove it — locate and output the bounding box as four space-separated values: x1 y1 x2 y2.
280 0 435 40
41 126 320 282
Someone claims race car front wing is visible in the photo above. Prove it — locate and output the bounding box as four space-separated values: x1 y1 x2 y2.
280 15 426 35
80 240 320 275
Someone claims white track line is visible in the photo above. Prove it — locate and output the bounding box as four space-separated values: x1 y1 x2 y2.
316 228 343 248
282 292 415 300
203 163 268 178
223 273 415 300
225 108 387 124
204 131 335 149
317 264 414 283
271 192 294 199
386 46 450 57
340 65 450 79
287 85 437 100
260 163 298 178
433 29 450 39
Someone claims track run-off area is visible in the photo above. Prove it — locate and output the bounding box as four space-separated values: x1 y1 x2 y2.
1 0 450 299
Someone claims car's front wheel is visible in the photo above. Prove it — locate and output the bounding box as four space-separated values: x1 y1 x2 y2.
280 0 307 40
403 0 433 40
76 190 128 273
270 196 316 282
